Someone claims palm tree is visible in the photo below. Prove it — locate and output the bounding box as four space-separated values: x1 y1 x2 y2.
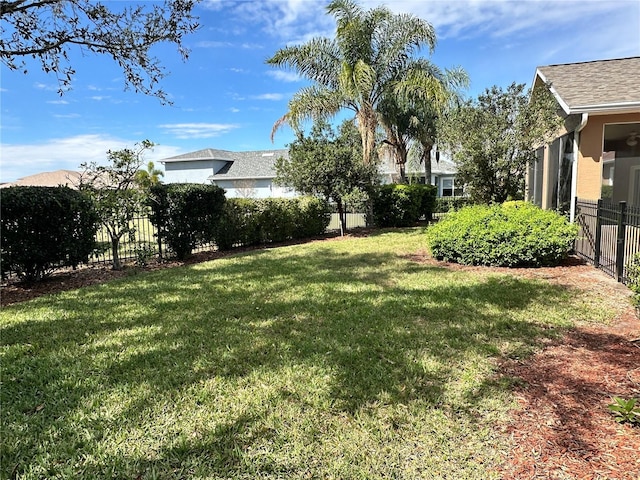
267 0 440 166
378 61 468 183
134 161 164 190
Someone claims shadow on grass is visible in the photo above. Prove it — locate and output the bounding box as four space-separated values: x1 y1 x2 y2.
1 243 587 478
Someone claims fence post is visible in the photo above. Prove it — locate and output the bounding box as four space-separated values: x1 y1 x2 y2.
594 199 603 268
615 201 627 283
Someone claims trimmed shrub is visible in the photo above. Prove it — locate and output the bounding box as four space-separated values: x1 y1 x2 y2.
215 197 330 250
1 186 99 280
294 196 331 238
426 201 578 267
215 198 261 251
407 184 438 220
149 183 226 259
256 198 297 243
434 196 473 214
371 184 436 227
627 253 640 314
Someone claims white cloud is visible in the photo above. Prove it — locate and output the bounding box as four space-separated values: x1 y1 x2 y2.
159 122 240 139
266 70 301 82
252 93 285 101
47 99 70 105
195 40 233 48
53 113 81 119
0 135 182 183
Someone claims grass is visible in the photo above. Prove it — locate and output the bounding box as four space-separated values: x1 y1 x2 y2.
0 229 613 479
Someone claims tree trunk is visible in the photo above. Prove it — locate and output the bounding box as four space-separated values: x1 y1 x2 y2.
357 108 378 165
398 161 407 184
423 146 433 185
337 200 346 237
111 236 122 270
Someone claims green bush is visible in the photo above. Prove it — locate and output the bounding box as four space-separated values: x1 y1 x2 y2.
1 186 99 280
215 197 330 250
215 198 261 251
371 184 436 227
434 196 473 213
294 196 331 238
627 253 640 313
426 201 578 267
149 184 226 259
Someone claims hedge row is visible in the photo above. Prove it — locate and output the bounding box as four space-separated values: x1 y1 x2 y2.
370 184 437 228
216 197 330 251
149 183 226 260
426 201 578 267
1 186 99 280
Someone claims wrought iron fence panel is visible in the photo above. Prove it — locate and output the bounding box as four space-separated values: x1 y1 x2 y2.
574 199 640 285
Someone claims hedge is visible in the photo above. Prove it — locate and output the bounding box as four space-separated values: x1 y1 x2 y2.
1 186 99 280
426 201 578 267
371 184 437 227
215 197 330 251
149 183 226 259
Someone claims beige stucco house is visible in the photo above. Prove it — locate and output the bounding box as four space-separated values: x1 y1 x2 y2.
526 57 640 219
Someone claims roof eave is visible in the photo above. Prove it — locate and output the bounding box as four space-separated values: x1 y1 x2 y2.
534 69 572 115
207 175 275 181
569 102 640 115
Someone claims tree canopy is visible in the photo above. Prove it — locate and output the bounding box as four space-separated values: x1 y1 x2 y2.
438 82 562 204
78 140 155 270
267 0 459 166
0 0 199 102
275 119 378 235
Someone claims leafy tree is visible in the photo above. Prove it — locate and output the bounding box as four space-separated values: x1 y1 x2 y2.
438 82 562 204
275 120 377 236
267 0 451 166
79 140 154 270
0 0 199 102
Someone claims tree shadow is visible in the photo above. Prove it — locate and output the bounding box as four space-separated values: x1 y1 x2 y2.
1 245 583 478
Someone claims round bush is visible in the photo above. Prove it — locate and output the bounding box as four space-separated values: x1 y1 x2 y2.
426 201 578 267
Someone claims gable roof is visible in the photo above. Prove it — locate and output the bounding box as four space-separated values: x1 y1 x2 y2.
211 150 289 180
160 148 289 180
535 57 640 115
161 148 235 163
0 170 81 189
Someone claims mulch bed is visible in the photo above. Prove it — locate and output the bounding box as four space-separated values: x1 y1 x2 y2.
2 236 639 479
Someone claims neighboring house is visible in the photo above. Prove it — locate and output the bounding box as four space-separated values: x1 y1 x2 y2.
378 150 462 197
526 57 640 217
162 147 462 198
160 148 295 198
0 170 82 189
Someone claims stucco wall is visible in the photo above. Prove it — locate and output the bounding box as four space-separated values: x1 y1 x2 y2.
163 160 228 184
577 112 640 200
213 178 298 199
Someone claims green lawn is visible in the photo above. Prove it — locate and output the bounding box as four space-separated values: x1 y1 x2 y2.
0 229 612 479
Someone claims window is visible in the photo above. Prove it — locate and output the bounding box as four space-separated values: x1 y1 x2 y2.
441 178 464 197
442 178 453 196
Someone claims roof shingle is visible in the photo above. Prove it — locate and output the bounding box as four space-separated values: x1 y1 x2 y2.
536 57 640 112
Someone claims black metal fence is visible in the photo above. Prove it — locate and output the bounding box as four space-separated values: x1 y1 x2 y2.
89 205 368 266
574 198 640 284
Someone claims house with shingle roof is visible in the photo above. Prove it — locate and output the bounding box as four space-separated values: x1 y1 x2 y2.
526 57 640 216
161 147 461 199
160 148 296 198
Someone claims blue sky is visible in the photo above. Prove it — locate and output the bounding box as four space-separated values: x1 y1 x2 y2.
1 0 639 183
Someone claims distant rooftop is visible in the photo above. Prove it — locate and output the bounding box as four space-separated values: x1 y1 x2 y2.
0 170 81 189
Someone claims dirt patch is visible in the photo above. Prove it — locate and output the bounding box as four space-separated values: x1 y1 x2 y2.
2 238 639 479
